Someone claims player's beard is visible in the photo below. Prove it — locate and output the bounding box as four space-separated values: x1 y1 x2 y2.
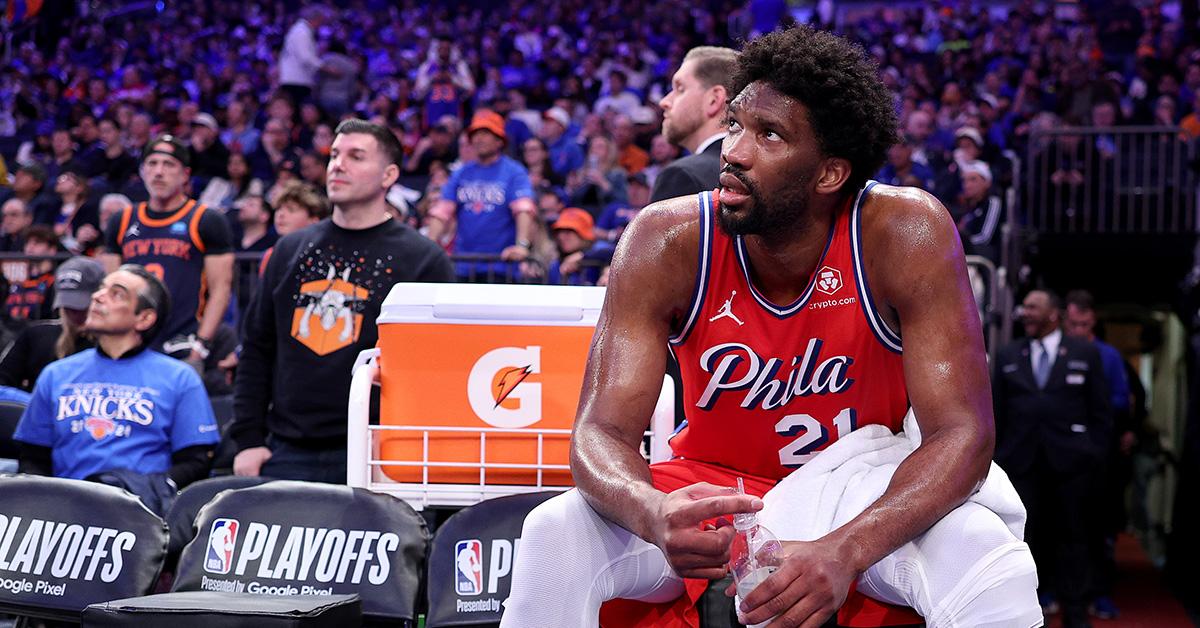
717 164 812 242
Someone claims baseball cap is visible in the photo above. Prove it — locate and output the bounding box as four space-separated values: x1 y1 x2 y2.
954 126 985 148
141 133 192 168
959 160 993 184
467 110 506 142
192 112 219 131
16 162 48 184
52 257 105 311
551 207 595 241
542 106 570 130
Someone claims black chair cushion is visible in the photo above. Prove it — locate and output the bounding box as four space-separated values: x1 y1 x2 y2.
81 591 360 627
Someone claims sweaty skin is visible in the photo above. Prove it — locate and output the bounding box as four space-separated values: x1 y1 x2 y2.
570 81 994 627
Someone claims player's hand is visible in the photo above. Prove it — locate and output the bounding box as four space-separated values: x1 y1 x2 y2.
233 447 272 477
648 482 763 580
500 244 530 261
731 538 856 628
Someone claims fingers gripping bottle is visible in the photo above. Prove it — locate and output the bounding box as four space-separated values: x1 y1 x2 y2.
729 478 784 628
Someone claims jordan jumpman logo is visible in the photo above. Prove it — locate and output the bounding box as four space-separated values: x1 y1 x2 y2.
709 290 745 326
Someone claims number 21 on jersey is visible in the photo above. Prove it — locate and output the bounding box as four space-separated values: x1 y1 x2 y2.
776 408 857 467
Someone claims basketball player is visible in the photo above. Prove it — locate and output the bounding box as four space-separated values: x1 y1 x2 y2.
502 27 1039 628
102 134 234 367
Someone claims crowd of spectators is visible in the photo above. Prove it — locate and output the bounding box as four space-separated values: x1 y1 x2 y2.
0 0 1194 284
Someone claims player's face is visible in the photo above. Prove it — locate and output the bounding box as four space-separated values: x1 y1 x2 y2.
1063 304 1095 340
86 270 153 336
326 133 397 207
659 60 708 147
718 81 822 239
140 146 189 203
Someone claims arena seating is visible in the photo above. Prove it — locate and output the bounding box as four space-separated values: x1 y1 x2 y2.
424 491 558 627
0 474 169 621
171 481 428 624
163 475 277 573
0 400 25 460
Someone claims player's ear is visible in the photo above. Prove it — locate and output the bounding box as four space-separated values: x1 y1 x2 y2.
814 157 852 196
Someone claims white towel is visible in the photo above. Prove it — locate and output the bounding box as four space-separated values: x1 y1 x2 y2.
758 408 1026 542
754 409 1041 627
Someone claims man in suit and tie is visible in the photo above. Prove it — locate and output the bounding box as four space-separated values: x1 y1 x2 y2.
650 46 739 203
993 289 1113 628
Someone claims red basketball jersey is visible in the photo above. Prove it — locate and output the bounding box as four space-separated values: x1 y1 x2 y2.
668 184 908 480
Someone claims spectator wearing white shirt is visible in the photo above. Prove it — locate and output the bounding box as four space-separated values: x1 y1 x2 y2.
279 6 329 106
593 71 641 118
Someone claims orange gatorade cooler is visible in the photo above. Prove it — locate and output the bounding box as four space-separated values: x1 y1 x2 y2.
375 283 605 486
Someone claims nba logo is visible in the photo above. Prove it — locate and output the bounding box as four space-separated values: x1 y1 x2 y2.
454 539 483 595
204 519 239 574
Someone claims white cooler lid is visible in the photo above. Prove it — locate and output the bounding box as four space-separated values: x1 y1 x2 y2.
377 283 607 327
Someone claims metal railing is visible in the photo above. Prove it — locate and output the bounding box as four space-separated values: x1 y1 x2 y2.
1025 126 1197 234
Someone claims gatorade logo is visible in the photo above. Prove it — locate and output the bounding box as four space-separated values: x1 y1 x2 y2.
467 347 542 428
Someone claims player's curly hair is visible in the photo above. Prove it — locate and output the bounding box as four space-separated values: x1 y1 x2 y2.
732 27 899 194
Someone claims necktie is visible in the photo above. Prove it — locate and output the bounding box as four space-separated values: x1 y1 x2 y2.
1033 340 1051 389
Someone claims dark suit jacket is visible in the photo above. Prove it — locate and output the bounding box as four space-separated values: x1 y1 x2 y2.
992 333 1113 475
649 139 722 203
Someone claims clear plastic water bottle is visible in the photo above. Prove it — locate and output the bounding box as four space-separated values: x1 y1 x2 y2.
728 478 785 628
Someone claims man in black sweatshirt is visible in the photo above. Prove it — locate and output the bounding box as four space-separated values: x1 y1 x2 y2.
231 119 453 484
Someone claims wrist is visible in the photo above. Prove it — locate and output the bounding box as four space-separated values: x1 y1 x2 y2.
516 238 532 250
827 528 870 574
630 484 668 543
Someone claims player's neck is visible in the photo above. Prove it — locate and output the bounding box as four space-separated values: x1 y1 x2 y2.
148 192 187 212
332 198 391 230
741 197 842 304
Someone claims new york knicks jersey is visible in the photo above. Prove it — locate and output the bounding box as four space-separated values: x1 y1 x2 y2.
116 199 210 342
668 183 908 480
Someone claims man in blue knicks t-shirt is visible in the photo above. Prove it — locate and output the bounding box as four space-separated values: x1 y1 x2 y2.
14 264 218 493
427 110 537 281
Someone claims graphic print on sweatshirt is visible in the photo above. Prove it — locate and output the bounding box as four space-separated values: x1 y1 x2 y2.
288 242 396 356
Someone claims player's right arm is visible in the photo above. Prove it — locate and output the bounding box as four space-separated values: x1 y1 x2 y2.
570 196 762 579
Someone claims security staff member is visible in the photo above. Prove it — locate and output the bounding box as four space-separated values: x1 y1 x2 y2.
992 289 1113 628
